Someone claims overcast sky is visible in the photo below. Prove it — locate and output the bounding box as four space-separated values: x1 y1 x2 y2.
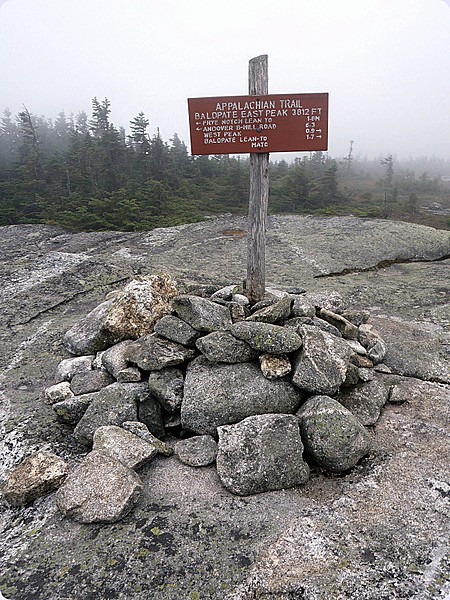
1 0 449 160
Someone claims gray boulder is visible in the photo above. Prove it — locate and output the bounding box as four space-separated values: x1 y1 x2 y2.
283 316 313 329
359 324 387 364
1 451 68 506
171 294 232 332
291 325 351 395
116 367 142 383
229 302 250 323
43 381 74 405
73 382 142 445
56 451 142 523
297 395 371 472
301 290 346 312
55 355 94 383
176 435 218 467
52 393 95 424
249 289 289 313
210 284 239 300
246 296 292 324
125 334 196 371
265 287 290 300
216 414 310 496
374 364 393 373
70 369 114 395
122 421 174 456
138 394 165 438
337 378 390 426
317 308 359 340
345 339 368 355
96 347 141 382
311 317 342 338
181 357 302 435
154 314 201 346
62 274 178 355
358 367 375 382
370 316 449 383
195 331 259 363
248 299 275 313
231 293 250 306
290 297 316 318
92 425 158 469
101 340 134 378
230 321 302 354
342 363 361 387
63 299 117 355
147 367 184 412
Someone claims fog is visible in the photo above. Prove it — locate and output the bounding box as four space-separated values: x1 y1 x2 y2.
1 0 449 160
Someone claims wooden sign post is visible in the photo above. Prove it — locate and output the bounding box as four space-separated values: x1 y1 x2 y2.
247 55 269 304
188 57 328 304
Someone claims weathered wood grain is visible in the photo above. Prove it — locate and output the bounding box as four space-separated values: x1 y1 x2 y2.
246 55 270 304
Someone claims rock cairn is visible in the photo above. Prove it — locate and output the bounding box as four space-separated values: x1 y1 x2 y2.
1 273 391 523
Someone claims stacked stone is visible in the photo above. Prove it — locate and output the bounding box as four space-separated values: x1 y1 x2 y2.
3 274 392 523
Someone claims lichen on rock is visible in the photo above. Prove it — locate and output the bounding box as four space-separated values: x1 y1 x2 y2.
63 273 178 355
297 395 371 472
216 414 310 495
1 451 68 506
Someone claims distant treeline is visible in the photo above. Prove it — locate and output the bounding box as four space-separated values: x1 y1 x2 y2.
0 98 449 231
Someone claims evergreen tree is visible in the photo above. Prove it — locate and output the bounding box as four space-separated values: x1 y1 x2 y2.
53 111 71 153
129 112 150 151
66 124 95 194
0 109 20 173
271 163 309 212
17 106 41 180
304 151 327 177
381 154 394 187
406 192 419 214
128 112 151 183
148 129 169 182
308 161 340 208
4 107 47 223
320 162 340 204
89 97 126 191
169 133 191 175
380 154 396 217
89 97 111 138
75 111 89 134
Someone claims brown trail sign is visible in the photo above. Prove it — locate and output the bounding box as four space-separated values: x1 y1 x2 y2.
188 92 328 155
188 55 329 304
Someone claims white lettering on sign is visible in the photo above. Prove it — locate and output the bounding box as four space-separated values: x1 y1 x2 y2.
215 100 276 111
204 138 236 144
239 136 268 143
264 109 288 117
279 99 304 108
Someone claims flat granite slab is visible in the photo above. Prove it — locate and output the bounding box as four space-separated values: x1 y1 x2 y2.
0 216 449 599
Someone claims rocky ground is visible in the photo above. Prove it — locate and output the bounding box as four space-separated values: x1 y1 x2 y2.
0 215 449 600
